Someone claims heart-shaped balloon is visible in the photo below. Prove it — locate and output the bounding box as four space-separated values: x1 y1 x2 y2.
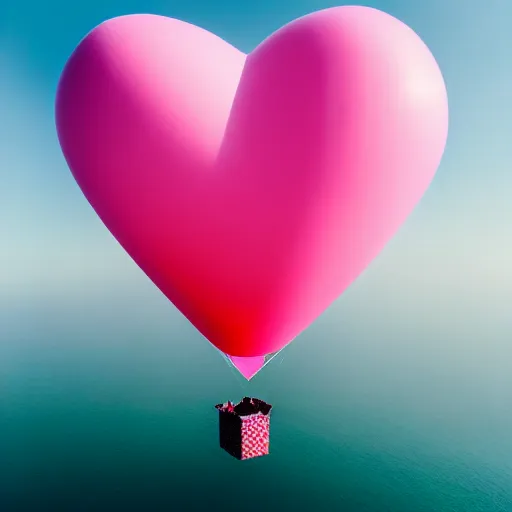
56 6 448 358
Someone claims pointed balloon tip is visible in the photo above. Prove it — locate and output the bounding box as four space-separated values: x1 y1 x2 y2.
228 355 265 380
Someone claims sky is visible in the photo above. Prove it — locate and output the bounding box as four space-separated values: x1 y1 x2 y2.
1 0 510 304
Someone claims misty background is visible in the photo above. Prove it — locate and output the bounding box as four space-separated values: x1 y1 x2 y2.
1 0 511 510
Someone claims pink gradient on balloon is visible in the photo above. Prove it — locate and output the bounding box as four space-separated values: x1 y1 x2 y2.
228 356 266 380
55 7 448 358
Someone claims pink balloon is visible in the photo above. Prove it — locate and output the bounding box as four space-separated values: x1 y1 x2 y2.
227 356 266 380
56 7 448 358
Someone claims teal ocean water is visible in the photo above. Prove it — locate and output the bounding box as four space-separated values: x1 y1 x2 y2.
2 285 512 511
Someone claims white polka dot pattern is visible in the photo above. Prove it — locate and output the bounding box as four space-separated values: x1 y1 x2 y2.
241 414 270 460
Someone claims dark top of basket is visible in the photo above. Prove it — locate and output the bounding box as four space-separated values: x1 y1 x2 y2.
215 397 272 416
